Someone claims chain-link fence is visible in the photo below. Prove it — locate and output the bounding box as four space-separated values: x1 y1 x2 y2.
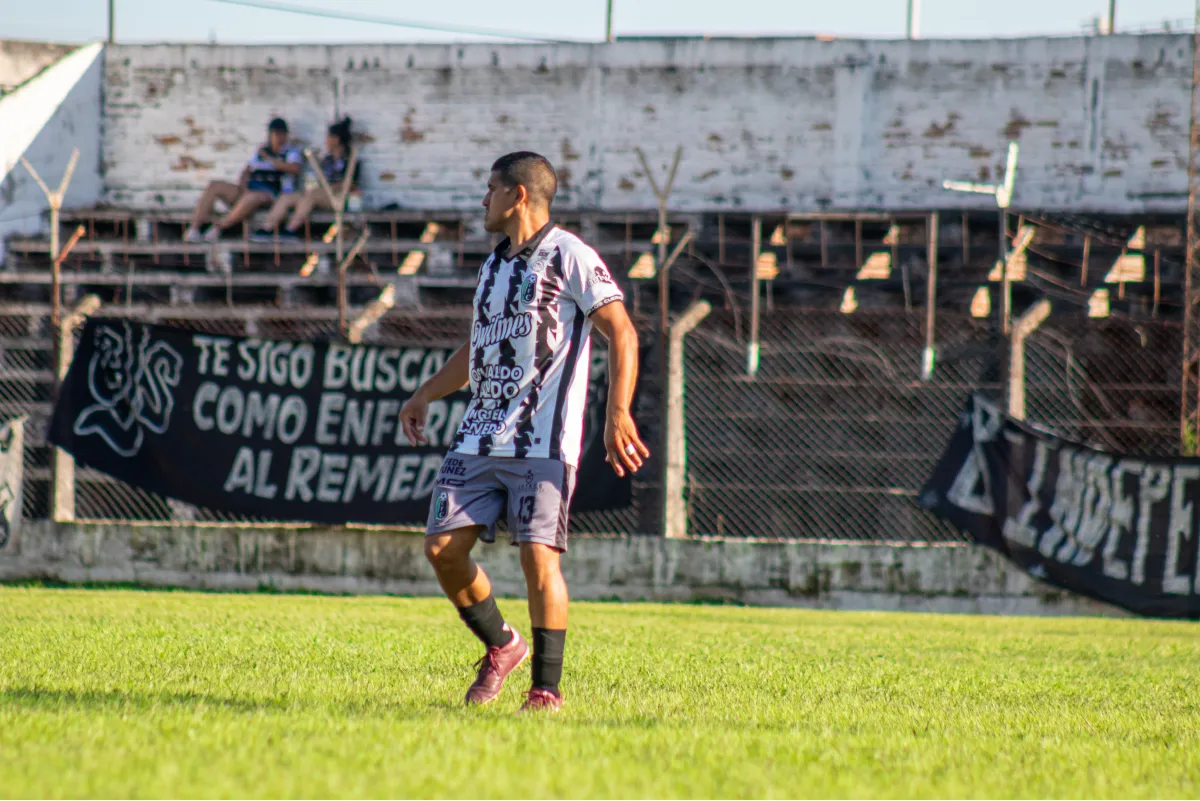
680 308 1184 542
1025 318 1181 455
683 309 996 542
0 302 1185 542
0 310 53 521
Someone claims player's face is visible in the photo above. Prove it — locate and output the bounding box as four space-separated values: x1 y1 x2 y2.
268 129 288 151
482 171 520 233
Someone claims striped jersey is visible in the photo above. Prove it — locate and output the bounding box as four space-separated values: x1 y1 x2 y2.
451 222 624 467
246 145 303 194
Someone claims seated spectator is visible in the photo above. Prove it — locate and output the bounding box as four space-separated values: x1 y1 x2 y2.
185 117 303 242
254 117 361 241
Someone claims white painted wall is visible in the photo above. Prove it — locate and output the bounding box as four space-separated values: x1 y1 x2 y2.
0 43 104 262
92 35 1197 214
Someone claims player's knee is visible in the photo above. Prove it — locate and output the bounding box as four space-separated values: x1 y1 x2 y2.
424 535 466 569
423 536 448 565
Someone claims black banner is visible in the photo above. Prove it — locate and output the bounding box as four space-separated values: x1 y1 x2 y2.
48 318 631 524
921 394 1200 618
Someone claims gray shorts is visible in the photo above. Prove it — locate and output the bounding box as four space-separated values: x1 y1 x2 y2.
425 453 577 551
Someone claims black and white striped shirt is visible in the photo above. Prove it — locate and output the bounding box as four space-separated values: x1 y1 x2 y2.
451 223 624 467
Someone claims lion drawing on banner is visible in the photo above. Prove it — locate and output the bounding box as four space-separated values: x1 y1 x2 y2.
73 322 184 457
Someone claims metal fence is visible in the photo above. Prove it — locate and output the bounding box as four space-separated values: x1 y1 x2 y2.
683 309 994 542
680 308 1183 542
0 303 1185 542
1024 318 1181 455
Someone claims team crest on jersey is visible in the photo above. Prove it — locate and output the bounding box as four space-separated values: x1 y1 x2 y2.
434 491 449 522
529 246 555 274
520 272 538 305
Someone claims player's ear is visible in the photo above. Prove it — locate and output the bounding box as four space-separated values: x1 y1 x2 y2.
515 183 530 207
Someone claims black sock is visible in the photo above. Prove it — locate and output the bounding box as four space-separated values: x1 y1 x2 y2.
457 596 512 649
531 628 566 694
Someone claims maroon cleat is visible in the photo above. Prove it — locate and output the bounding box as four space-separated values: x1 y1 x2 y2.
464 628 529 706
518 687 564 714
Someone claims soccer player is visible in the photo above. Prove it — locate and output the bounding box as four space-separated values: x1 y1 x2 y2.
399 151 648 713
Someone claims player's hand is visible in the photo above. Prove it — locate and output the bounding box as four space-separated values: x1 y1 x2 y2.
604 409 649 478
399 393 429 446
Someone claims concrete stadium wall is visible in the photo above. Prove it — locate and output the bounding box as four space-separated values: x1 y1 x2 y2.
0 521 1122 617
0 43 104 263
101 35 1193 214
0 40 76 95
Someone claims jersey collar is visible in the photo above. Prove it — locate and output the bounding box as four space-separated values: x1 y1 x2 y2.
495 220 556 261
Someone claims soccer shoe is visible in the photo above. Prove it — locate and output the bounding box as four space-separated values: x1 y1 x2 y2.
203 225 222 243
517 687 564 714
464 628 529 706
184 227 204 243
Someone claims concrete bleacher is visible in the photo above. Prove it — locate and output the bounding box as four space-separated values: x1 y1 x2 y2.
0 206 1187 317
2 206 688 308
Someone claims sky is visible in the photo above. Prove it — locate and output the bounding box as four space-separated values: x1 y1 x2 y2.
0 0 1195 44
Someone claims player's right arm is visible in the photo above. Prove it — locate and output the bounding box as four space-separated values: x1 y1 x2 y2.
399 343 471 445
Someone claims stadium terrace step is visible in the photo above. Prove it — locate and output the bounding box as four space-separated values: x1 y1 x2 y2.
5 236 674 260
47 208 687 258
56 208 671 226
0 269 476 289
1 207 1189 319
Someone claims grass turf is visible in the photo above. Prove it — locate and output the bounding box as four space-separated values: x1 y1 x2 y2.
0 587 1198 798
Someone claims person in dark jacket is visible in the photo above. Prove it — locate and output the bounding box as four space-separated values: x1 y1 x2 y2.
186 117 303 242
254 117 361 241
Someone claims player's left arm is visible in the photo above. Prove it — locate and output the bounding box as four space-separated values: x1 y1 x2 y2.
589 302 650 477
564 245 650 476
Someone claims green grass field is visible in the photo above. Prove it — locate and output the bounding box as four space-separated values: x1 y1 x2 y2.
1 587 1198 799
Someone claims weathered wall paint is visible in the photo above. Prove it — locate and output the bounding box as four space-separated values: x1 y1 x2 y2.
0 521 1122 616
95 36 1194 213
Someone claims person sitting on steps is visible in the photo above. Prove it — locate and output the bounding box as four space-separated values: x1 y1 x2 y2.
185 117 303 243
253 116 361 242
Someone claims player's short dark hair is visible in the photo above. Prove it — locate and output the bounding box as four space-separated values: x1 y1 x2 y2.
491 151 557 209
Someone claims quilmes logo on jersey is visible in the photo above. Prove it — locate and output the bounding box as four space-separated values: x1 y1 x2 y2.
73 322 184 457
471 312 534 348
520 272 538 305
434 491 449 522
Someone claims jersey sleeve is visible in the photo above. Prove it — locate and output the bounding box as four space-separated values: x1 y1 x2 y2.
563 246 624 317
